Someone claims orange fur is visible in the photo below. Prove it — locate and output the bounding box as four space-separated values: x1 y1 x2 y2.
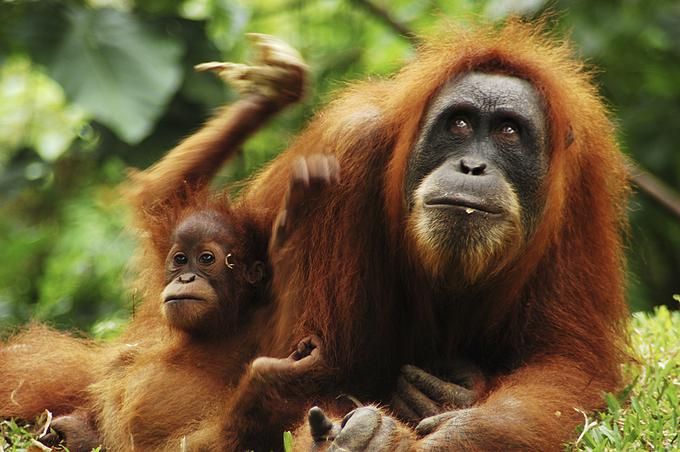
0 324 103 418
1 77 312 451
241 19 629 449
1 20 629 450
0 94 272 423
89 83 321 450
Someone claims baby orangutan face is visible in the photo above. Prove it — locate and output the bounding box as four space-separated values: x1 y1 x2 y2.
161 211 263 336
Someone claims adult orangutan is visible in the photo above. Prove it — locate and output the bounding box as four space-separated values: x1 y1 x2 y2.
235 19 629 450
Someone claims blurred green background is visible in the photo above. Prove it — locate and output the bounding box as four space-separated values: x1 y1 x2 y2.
1 0 679 337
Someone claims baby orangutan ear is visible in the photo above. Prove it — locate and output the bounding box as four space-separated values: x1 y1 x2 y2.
565 126 574 149
245 261 266 284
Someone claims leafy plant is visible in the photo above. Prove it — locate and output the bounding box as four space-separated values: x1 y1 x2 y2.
567 305 680 451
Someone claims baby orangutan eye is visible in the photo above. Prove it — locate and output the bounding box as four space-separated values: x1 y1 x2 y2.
199 252 215 265
173 253 188 266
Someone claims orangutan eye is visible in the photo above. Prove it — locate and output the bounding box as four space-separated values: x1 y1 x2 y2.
450 116 473 138
452 117 469 130
199 252 215 265
173 253 188 266
501 123 518 135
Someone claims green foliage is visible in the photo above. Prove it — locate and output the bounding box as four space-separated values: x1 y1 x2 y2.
283 430 293 452
0 158 133 333
0 0 678 333
567 305 680 451
0 412 70 451
0 418 36 451
0 57 89 165
47 6 184 144
551 0 680 311
31 183 134 329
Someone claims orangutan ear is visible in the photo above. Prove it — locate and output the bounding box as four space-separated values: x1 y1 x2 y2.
246 261 266 284
565 126 574 149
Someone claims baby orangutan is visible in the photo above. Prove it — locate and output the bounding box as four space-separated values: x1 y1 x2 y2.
88 177 336 452
39 35 337 451
160 208 265 336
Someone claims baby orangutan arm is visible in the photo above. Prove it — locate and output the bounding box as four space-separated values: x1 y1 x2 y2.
129 33 307 210
183 336 330 451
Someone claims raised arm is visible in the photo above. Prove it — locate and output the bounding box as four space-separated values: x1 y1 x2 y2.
128 33 307 211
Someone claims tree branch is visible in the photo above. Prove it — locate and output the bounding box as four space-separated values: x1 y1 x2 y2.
349 0 418 44
627 160 680 219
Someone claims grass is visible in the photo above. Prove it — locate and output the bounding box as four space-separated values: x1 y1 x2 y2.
0 411 74 452
567 303 680 451
2 306 678 451
0 416 53 451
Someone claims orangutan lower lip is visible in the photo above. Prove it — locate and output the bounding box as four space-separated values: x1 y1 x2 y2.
424 196 501 215
164 295 205 304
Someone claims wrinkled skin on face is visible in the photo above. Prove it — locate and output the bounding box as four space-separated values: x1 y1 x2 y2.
405 72 548 283
161 211 263 335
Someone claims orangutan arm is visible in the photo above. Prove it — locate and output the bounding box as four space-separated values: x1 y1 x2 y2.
308 358 614 451
129 33 307 210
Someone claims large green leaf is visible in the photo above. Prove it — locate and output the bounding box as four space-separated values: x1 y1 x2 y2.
48 7 184 144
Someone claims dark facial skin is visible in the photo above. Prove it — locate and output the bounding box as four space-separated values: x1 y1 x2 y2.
405 72 549 281
162 211 257 335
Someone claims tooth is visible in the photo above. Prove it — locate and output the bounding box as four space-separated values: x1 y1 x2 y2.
465 208 475 214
